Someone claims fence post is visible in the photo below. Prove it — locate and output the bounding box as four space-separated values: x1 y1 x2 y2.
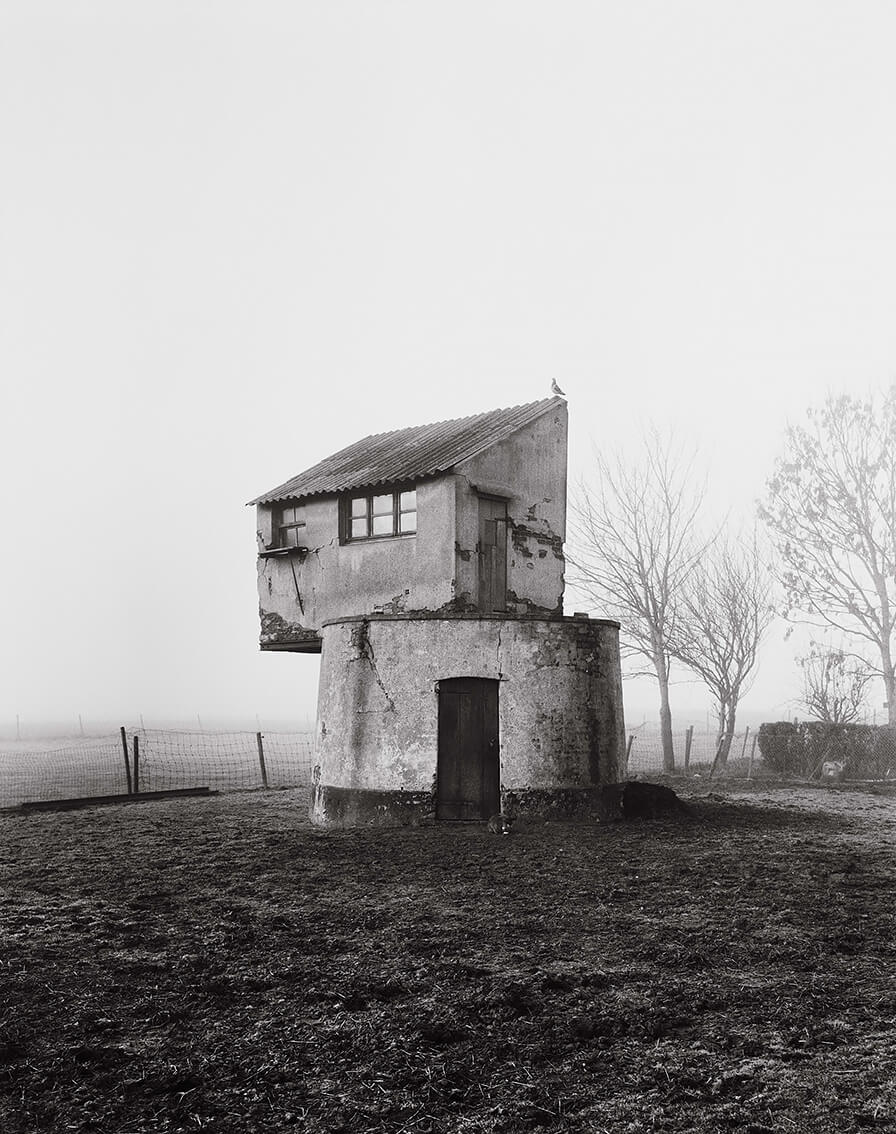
257 732 269 790
132 734 140 795
747 734 757 780
120 726 133 795
709 734 726 780
740 726 751 761
625 734 634 765
684 725 693 775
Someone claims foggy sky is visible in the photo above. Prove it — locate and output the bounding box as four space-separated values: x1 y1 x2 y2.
3 2 896 733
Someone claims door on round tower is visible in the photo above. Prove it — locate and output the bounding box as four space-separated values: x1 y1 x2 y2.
436 677 500 820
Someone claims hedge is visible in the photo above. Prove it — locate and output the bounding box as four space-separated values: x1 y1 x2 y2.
757 721 896 780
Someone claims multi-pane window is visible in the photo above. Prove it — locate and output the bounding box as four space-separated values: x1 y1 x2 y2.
346 488 416 541
274 503 306 549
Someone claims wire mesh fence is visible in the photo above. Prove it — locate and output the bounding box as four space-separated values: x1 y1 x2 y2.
0 728 315 808
6 720 893 809
625 721 896 782
625 724 753 778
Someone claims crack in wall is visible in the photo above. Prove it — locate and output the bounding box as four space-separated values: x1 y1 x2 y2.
288 556 304 614
350 620 396 713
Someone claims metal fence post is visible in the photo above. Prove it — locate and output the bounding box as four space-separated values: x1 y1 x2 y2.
132 734 140 795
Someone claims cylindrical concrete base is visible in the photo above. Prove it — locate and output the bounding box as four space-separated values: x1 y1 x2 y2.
309 613 625 827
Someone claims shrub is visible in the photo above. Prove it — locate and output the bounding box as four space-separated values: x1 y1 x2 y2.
757 722 805 776
757 721 892 779
872 727 896 779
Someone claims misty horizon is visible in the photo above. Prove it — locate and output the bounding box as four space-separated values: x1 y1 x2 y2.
3 5 896 734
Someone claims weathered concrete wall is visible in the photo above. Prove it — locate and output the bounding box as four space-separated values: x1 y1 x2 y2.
255 404 569 649
310 612 625 827
453 401 567 615
256 478 457 649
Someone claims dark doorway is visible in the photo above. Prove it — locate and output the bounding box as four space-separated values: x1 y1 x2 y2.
478 497 507 612
436 677 500 820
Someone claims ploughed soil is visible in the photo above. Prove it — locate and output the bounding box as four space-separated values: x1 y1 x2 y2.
2 783 896 1133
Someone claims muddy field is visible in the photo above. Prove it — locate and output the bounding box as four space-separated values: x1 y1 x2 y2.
2 783 895 1133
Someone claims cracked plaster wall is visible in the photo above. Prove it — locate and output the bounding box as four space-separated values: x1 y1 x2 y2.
256 479 456 647
453 402 567 615
255 403 568 651
312 614 625 803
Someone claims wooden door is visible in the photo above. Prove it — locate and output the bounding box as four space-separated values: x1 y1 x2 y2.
478 497 507 612
437 678 500 820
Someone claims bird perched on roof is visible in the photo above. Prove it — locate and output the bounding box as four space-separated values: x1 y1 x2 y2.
551 379 566 397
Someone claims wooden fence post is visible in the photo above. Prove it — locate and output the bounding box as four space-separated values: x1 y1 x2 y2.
709 734 726 780
748 734 757 780
625 734 634 765
132 734 140 795
120 726 133 795
684 725 693 775
740 726 751 761
257 732 269 790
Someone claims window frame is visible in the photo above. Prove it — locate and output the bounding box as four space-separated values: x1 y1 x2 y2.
272 501 307 550
341 485 417 543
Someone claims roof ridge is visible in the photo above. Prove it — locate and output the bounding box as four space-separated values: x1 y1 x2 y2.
333 395 558 447
247 395 565 505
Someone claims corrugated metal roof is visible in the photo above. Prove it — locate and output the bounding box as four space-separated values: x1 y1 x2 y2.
248 395 564 505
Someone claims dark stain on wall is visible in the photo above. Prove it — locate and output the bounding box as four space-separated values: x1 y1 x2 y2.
508 519 564 561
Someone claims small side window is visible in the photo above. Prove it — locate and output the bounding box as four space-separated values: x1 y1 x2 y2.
274 503 306 549
399 489 417 533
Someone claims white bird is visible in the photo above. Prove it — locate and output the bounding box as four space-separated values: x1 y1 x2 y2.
551 379 566 397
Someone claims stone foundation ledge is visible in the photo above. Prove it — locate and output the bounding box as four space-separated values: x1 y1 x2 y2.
310 784 435 828
501 786 619 821
309 783 636 828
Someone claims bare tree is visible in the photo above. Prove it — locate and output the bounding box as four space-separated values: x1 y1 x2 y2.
568 432 708 772
668 535 773 768
759 388 896 724
797 644 872 725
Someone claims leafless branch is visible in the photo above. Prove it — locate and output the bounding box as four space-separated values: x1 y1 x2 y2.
796 643 873 725
667 532 774 764
567 428 712 770
759 388 896 723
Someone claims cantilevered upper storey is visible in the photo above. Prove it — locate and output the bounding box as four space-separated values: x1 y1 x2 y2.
248 396 568 652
